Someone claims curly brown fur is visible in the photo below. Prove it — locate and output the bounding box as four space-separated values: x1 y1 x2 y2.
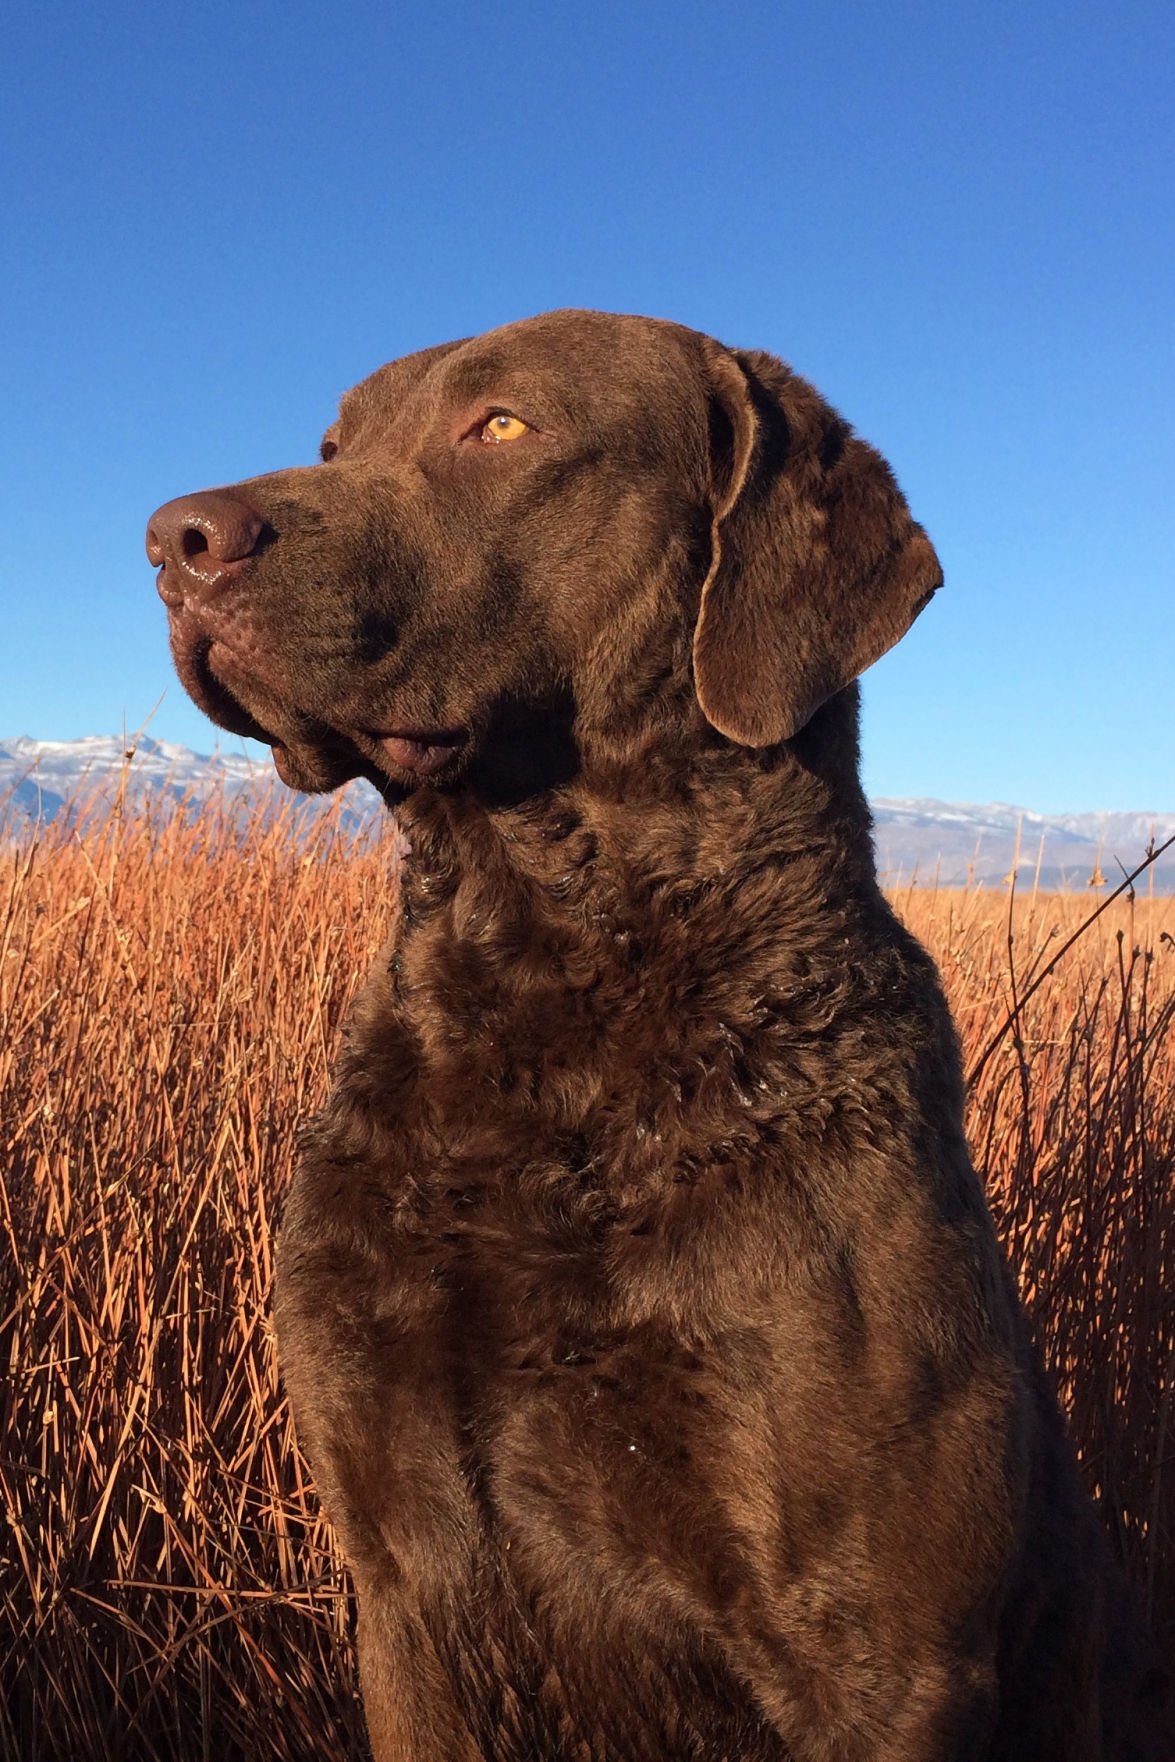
150 310 1170 1760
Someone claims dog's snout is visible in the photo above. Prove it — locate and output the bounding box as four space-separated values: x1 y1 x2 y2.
146 490 269 601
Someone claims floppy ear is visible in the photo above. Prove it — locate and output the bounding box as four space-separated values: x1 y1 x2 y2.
693 343 943 746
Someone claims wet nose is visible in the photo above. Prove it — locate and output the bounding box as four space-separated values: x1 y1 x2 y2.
146 490 269 601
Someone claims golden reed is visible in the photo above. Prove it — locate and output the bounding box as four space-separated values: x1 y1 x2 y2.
2 791 1172 1760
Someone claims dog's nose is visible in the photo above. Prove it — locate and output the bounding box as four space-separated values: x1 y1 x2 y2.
146 490 269 601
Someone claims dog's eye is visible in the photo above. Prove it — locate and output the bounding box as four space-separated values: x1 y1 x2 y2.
480 413 531 444
319 438 339 463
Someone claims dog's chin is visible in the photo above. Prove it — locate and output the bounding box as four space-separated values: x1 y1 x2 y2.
170 621 369 795
168 609 480 800
267 737 370 795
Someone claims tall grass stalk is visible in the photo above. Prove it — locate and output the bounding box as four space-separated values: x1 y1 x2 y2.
2 799 1172 1760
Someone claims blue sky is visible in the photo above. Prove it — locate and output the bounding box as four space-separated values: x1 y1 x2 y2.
2 0 1171 811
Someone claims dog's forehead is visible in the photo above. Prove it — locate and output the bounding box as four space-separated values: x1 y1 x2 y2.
339 310 706 432
336 339 465 430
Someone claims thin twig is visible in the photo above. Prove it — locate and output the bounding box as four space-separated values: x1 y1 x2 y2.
966 832 1175 1092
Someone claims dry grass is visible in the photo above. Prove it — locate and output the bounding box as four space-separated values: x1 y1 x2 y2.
2 795 1172 1761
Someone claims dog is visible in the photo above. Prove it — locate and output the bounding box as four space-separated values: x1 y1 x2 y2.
148 310 1169 1760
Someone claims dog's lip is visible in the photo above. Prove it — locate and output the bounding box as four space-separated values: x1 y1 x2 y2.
168 599 468 780
168 613 275 744
367 727 469 777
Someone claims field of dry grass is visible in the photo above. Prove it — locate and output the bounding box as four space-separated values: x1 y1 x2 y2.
2 794 1172 1761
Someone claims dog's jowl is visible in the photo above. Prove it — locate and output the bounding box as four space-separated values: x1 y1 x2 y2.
149 311 1170 1761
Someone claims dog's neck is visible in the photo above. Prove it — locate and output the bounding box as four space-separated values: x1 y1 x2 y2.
390 689 883 987
334 689 895 1147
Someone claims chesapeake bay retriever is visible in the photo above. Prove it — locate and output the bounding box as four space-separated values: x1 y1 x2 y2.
147 310 1169 1761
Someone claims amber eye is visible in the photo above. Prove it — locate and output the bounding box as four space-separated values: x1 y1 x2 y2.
480 412 531 444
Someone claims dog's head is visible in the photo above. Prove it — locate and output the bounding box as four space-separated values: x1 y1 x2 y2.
147 310 941 800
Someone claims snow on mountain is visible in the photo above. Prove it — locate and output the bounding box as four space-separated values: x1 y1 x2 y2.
871 798 1175 890
2 737 1172 890
0 734 380 833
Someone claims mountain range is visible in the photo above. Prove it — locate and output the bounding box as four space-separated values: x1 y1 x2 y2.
3 735 1173 892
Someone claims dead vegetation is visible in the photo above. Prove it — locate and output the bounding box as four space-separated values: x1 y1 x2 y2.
2 796 1172 1760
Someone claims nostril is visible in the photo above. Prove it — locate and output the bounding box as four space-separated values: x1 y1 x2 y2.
146 490 268 589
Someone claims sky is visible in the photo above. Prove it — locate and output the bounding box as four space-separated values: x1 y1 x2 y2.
1 0 1171 813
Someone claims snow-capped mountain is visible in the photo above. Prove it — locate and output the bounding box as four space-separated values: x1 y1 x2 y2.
2 736 1172 890
871 798 1175 891
0 735 262 812
0 734 380 833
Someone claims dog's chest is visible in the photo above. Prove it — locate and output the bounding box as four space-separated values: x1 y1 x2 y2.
284 900 862 1515
279 1151 795 1761
277 887 880 1759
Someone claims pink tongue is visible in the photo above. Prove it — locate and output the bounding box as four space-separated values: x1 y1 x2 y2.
382 735 453 775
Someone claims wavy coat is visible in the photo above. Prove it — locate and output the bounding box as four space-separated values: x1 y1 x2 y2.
150 311 1169 1760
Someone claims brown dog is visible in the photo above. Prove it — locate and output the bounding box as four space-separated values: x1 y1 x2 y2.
148 311 1168 1761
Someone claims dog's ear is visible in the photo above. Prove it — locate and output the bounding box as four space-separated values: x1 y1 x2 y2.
693 343 943 746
